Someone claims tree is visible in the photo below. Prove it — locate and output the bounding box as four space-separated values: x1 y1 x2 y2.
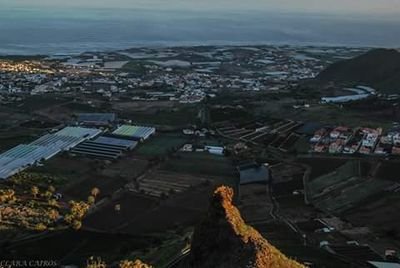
91 187 100 199
72 220 82 230
31 186 39 199
64 214 74 224
87 196 95 205
44 191 53 200
35 223 47 231
86 257 107 268
48 185 56 193
69 201 90 219
0 189 16 203
48 199 59 207
48 209 59 221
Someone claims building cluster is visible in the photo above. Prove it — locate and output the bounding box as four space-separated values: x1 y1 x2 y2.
0 45 350 105
0 60 52 73
310 125 400 155
0 113 156 179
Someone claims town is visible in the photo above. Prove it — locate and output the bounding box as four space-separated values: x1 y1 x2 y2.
1 45 400 268
0 46 363 104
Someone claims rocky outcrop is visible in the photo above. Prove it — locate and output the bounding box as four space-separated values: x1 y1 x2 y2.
185 186 306 268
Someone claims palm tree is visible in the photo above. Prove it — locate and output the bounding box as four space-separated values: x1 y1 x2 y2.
31 186 39 199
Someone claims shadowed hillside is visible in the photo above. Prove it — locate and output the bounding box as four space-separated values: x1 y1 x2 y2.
316 48 400 93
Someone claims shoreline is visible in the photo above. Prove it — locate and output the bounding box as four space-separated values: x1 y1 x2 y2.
0 41 382 57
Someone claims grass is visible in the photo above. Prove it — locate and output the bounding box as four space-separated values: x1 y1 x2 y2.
136 134 188 156
122 61 153 75
12 95 72 112
63 102 99 113
127 107 199 126
292 136 310 154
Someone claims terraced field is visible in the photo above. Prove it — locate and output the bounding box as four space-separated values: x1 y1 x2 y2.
307 161 395 213
126 170 209 198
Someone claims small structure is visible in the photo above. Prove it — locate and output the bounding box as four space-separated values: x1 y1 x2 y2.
0 127 102 179
205 146 224 156
112 125 156 141
70 135 138 160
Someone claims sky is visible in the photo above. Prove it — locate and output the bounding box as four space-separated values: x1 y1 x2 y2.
1 0 400 54
2 0 400 15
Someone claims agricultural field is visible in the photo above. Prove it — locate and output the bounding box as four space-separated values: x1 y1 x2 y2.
128 108 198 126
136 133 189 157
126 170 209 198
250 94 395 129
307 161 395 213
84 180 223 235
7 95 73 112
83 192 159 231
112 101 176 112
344 191 400 243
298 157 348 180
114 101 199 126
239 183 272 224
161 152 237 180
118 185 217 235
29 154 149 200
374 160 400 181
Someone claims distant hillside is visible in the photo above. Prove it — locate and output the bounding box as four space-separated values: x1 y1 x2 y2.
316 48 400 93
181 186 305 268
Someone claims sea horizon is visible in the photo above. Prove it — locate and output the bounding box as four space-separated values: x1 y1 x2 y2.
1 6 400 55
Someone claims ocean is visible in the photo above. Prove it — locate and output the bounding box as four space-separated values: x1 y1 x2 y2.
1 7 400 55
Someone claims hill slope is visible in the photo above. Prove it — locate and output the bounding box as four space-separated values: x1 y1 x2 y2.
316 48 400 93
182 186 306 268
